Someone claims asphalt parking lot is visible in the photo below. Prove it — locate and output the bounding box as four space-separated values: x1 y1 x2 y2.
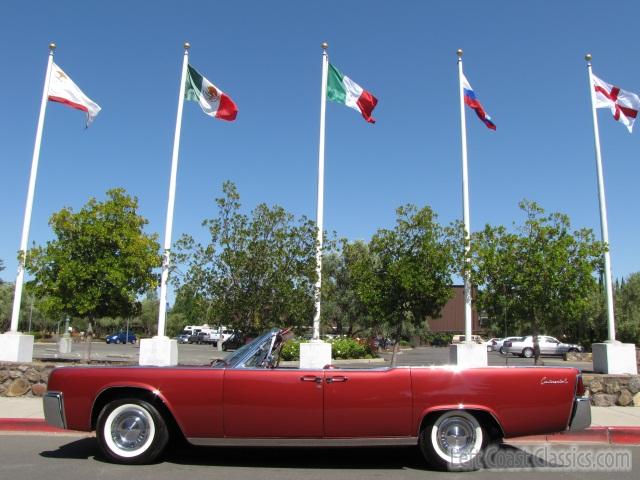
32 340 593 370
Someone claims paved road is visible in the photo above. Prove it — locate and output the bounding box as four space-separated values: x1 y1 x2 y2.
0 434 636 479
33 341 593 370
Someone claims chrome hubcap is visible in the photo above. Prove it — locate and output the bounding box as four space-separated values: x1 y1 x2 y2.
437 417 475 456
111 407 150 451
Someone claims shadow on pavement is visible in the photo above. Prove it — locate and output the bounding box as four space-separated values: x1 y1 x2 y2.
40 437 98 460
39 438 561 471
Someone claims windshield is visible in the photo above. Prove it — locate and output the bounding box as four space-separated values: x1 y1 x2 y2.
215 328 280 368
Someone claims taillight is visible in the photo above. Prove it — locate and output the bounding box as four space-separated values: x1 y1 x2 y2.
575 375 585 396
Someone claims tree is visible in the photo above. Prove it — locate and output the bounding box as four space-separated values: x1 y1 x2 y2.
616 272 640 345
321 241 375 337
351 205 463 365
469 200 607 363
25 188 161 323
174 181 318 334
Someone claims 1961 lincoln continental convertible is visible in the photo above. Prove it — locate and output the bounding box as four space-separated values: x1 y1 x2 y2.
44 328 590 470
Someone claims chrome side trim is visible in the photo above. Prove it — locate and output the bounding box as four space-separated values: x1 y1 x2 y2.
187 436 419 447
43 391 67 429
569 397 591 431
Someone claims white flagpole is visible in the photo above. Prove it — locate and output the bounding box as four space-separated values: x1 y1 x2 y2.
157 42 190 337
457 49 473 342
585 54 616 342
313 42 329 341
9 43 56 334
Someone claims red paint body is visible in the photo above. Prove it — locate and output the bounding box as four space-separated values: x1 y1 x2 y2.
46 365 579 441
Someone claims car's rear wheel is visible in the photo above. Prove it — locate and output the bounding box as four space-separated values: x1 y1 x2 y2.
96 398 169 464
522 347 534 358
420 410 485 471
499 347 506 355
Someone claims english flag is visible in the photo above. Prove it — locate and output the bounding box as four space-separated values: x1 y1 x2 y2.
592 74 640 133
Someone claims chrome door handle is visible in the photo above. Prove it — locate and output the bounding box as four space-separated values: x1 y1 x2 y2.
326 376 348 383
300 375 322 383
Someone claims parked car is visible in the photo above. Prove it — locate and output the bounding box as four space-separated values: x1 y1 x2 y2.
105 331 136 344
221 331 246 351
503 335 584 358
451 334 486 344
486 338 501 351
493 336 522 355
176 332 190 344
44 327 590 470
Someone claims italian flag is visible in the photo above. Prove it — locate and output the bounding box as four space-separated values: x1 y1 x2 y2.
185 65 238 121
327 63 377 123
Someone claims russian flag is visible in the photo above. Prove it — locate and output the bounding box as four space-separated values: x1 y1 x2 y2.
461 73 496 130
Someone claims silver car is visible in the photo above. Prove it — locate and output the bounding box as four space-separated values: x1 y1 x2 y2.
503 335 583 358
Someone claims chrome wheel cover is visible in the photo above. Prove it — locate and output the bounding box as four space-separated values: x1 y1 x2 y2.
104 404 155 458
431 412 482 464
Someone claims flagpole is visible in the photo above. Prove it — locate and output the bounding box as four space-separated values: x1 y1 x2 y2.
457 49 473 342
157 42 190 338
585 53 616 342
9 43 56 334
312 42 329 341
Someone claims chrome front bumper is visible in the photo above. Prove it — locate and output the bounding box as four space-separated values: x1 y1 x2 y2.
569 397 591 431
43 391 67 429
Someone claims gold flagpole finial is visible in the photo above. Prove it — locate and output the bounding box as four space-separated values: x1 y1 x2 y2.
49 43 56 51
184 42 191 50
321 42 328 51
457 49 463 58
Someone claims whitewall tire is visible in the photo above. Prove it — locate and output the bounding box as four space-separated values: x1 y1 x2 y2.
96 398 168 464
420 410 485 471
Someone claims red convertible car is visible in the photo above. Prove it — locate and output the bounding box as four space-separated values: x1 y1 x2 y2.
44 328 590 470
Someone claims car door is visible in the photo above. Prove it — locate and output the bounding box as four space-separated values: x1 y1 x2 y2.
223 368 324 437
323 368 412 438
540 336 557 355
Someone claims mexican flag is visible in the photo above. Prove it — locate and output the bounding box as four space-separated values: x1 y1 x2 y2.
327 63 377 123
185 65 238 121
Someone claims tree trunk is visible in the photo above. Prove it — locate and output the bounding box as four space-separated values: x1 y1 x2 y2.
390 323 403 367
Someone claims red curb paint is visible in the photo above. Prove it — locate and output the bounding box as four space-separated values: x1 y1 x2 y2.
609 427 640 445
0 418 67 433
509 427 640 445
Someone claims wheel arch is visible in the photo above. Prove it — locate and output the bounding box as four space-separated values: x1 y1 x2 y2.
91 387 185 441
418 407 505 442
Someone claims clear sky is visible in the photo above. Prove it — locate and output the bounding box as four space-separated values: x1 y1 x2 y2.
1 1 639 303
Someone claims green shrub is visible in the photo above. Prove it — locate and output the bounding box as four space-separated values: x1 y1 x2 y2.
280 337 374 361
280 339 302 361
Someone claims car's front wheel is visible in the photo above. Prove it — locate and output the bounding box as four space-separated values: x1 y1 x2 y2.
96 398 169 464
419 410 485 471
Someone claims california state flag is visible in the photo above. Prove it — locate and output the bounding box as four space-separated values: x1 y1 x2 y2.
327 63 377 123
185 65 238 121
48 63 101 127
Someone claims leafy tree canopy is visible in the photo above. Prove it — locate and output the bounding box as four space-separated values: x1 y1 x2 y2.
26 188 161 321
173 181 317 334
469 200 607 360
350 204 464 364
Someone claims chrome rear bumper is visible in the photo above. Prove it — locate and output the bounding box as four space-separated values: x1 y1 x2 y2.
569 397 591 431
43 391 67 429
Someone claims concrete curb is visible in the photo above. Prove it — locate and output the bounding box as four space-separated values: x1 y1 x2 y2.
2 418 639 444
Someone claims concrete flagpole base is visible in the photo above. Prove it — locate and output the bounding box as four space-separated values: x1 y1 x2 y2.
449 342 488 368
0 332 34 363
300 340 332 369
139 336 178 366
592 342 638 375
